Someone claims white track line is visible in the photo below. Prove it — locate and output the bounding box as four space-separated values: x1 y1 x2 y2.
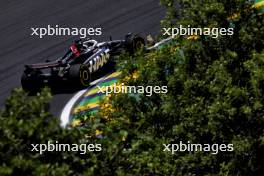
60 76 107 127
60 89 87 127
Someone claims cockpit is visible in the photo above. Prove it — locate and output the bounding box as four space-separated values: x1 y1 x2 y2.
83 39 98 52
59 39 99 63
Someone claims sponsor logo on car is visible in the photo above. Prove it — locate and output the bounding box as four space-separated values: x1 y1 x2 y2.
88 49 110 73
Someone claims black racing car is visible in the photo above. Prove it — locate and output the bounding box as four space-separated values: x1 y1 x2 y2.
21 33 145 93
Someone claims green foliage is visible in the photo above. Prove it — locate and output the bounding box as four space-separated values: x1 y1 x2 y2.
0 88 101 176
89 0 264 175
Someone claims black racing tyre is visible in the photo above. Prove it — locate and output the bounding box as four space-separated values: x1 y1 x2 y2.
79 65 91 86
21 72 42 93
125 34 146 54
68 64 81 80
69 64 90 86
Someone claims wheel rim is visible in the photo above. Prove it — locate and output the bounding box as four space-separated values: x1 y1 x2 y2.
79 65 90 86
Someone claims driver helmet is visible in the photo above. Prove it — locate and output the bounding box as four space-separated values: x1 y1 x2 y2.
74 39 84 50
70 39 83 57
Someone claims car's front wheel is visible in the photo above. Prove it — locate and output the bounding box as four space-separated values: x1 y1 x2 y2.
125 34 146 54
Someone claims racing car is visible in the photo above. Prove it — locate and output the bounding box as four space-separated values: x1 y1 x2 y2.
21 33 145 93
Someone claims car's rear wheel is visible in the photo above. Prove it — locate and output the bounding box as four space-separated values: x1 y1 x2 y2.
21 72 42 94
69 64 90 87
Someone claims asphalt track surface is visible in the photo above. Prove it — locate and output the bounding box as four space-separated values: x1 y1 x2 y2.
0 0 165 117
